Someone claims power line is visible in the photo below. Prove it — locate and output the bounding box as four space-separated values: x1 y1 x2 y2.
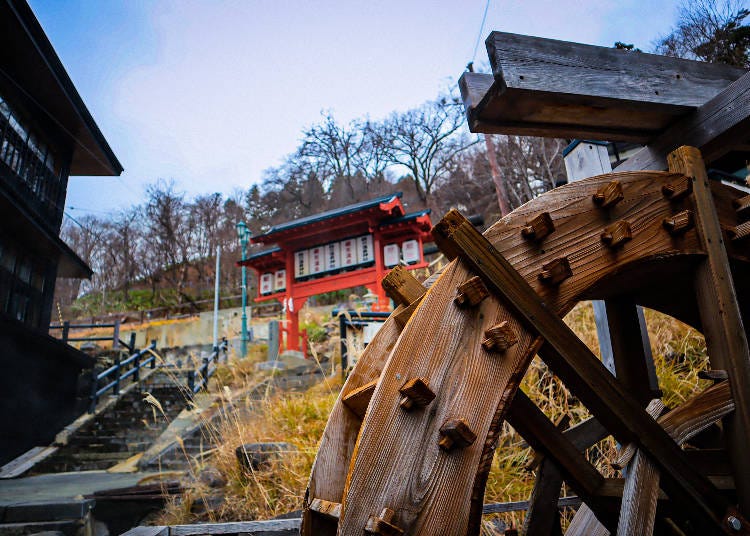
68 205 118 215
470 0 491 65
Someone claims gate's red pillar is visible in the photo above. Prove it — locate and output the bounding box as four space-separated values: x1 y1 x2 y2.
285 296 308 351
371 229 389 311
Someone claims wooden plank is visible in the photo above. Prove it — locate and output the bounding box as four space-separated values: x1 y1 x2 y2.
0 446 58 479
432 208 742 532
309 498 341 520
566 505 611 536
341 380 378 420
564 416 608 451
668 146 750 516
618 72 750 172
486 32 744 108
120 527 169 536
460 32 745 142
616 399 665 536
169 518 300 535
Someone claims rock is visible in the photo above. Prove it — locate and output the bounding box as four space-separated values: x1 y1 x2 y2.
190 493 224 515
199 467 227 488
235 442 296 471
255 360 286 371
279 350 305 361
80 342 104 355
278 351 318 375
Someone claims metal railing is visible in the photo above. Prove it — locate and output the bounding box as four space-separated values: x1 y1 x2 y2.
89 340 158 413
50 319 137 352
187 338 228 394
337 310 390 380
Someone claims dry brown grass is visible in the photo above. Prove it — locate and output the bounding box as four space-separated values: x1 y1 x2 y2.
157 302 711 530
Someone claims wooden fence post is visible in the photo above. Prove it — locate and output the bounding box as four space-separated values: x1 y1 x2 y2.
113 319 120 350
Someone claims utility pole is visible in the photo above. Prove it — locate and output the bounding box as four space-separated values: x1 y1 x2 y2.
467 62 511 216
212 245 221 353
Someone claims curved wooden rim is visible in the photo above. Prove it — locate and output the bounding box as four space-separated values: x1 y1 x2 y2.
304 170 748 535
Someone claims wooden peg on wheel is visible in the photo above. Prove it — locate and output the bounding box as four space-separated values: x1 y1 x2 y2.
399 377 435 411
592 180 624 208
438 418 477 452
521 212 555 241
365 508 404 536
455 276 490 307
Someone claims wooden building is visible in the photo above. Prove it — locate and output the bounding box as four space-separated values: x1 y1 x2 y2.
0 0 122 463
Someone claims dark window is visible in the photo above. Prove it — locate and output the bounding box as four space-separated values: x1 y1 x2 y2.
0 92 63 225
0 237 48 329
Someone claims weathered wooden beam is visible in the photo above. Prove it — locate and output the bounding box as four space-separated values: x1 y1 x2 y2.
458 71 659 143
604 299 659 406
486 32 744 108
458 32 745 142
523 460 565 536
432 208 746 533
619 72 750 171
669 146 750 516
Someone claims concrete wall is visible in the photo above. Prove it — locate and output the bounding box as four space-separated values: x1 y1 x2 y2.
117 307 276 352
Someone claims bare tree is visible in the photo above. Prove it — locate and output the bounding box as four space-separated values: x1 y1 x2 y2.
382 96 478 208
144 180 192 304
494 136 565 210
101 208 142 301
656 0 750 67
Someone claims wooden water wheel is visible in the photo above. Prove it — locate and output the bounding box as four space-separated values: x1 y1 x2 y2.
302 147 750 535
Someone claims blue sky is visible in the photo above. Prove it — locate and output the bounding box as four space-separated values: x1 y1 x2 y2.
28 0 682 216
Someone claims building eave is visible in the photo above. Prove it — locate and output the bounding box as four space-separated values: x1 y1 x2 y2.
1 0 123 177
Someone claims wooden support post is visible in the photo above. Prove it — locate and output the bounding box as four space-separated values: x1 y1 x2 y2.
523 415 570 536
62 321 70 344
507 391 615 531
113 319 121 350
668 146 750 516
432 209 745 533
605 299 660 406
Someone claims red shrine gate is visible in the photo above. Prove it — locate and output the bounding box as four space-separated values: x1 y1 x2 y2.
239 193 432 351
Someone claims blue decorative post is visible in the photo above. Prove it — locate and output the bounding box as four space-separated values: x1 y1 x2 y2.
236 221 251 358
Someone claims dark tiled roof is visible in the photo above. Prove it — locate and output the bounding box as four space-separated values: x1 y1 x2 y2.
254 193 403 240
